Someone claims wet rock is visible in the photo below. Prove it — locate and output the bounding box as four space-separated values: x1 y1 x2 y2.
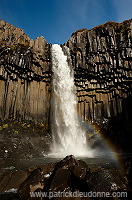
77 160 89 170
0 170 28 193
71 159 88 176
71 165 87 180
48 168 71 192
18 168 42 200
86 168 127 192
69 160 89 192
54 155 78 170
43 155 88 193
40 163 55 176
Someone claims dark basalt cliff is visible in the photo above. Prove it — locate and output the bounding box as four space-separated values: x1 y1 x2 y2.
0 19 132 153
65 20 132 123
0 20 51 123
65 20 132 153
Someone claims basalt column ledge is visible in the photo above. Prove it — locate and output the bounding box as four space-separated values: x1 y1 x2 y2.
64 19 132 153
0 20 52 123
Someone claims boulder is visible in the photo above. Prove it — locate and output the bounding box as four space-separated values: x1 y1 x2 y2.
71 166 87 180
18 168 43 200
0 170 28 193
86 168 127 192
49 168 71 192
43 155 88 193
54 155 78 169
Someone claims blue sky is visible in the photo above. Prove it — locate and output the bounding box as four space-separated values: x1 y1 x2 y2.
0 0 131 44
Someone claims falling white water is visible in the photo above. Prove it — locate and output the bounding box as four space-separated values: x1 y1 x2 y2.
50 44 93 158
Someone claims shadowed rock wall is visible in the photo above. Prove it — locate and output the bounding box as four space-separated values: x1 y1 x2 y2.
65 20 132 125
0 20 51 123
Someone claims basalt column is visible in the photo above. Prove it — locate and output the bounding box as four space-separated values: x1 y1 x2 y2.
64 19 132 152
0 20 52 123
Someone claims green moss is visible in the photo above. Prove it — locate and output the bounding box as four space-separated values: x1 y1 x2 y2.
0 119 50 136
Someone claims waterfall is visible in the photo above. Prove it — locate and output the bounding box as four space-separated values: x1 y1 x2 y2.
50 44 93 157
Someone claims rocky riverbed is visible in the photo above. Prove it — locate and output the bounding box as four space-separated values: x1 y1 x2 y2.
0 119 132 200
0 155 131 200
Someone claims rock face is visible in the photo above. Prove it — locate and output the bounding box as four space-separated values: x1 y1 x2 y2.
0 20 51 123
65 20 132 123
0 19 132 153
